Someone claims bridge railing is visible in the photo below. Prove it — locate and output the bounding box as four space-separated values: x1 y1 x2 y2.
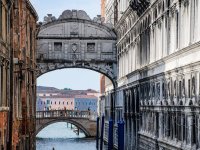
36 110 97 120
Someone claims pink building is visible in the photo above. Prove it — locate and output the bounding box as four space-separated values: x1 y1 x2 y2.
36 86 99 112
37 96 74 111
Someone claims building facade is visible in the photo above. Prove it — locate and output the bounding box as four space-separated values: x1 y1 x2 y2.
37 95 98 111
0 0 11 149
37 87 98 112
37 96 74 111
101 0 200 149
10 0 38 149
74 96 97 112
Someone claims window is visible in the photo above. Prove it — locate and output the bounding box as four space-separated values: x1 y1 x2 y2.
30 28 33 58
67 102 68 105
188 79 191 98
55 101 56 104
192 115 197 144
179 81 182 98
63 102 64 105
54 42 62 51
87 43 95 52
71 102 73 105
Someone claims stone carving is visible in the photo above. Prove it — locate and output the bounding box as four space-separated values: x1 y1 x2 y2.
37 62 115 80
77 10 91 20
71 43 78 52
152 83 155 98
70 23 79 35
156 83 160 101
59 10 72 19
59 10 91 21
93 15 105 24
43 14 56 24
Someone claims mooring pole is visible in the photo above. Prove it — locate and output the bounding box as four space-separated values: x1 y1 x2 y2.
108 119 113 150
96 117 100 150
118 120 125 150
100 115 104 150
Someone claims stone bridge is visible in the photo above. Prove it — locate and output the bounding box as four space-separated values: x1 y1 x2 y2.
36 10 117 85
36 110 97 137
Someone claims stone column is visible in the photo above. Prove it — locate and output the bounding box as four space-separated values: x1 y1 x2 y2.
187 113 193 145
159 112 164 138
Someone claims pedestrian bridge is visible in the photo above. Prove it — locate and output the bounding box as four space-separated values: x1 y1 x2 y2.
36 10 117 85
36 110 97 137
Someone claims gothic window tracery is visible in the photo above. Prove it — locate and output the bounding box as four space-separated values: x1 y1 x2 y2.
167 81 171 98
192 76 196 97
162 82 166 98
182 78 185 97
188 79 191 98
156 82 160 101
174 80 177 97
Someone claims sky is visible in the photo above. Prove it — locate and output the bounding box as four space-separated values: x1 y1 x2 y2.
37 68 100 91
30 0 101 22
30 0 101 90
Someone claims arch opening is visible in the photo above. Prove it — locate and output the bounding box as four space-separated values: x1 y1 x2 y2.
36 121 88 138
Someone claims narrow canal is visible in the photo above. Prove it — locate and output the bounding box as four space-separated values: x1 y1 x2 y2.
36 122 96 150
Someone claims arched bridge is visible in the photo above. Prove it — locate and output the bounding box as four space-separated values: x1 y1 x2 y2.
36 110 97 137
36 10 117 85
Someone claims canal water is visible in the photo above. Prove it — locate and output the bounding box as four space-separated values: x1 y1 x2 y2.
36 122 96 150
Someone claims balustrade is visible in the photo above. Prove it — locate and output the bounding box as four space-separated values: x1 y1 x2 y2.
36 110 96 120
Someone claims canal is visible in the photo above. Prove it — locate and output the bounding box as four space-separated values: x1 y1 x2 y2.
36 122 96 150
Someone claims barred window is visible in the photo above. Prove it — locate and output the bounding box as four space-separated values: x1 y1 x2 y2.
87 43 95 52
54 42 62 51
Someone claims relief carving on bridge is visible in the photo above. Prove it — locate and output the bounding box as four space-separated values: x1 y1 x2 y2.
37 62 115 80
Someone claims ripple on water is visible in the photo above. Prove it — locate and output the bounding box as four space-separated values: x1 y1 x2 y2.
36 122 96 150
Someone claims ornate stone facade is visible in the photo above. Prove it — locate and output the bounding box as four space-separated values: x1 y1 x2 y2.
102 0 200 149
